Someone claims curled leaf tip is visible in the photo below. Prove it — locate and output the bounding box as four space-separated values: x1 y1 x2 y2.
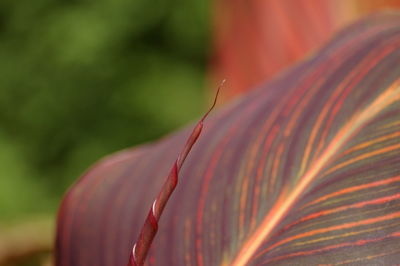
128 82 223 266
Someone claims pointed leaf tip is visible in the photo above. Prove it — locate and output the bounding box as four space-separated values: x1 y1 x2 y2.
201 79 225 122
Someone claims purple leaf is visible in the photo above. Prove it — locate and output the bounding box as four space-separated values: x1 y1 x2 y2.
56 13 400 266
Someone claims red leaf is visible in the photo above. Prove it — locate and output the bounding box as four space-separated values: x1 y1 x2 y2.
128 81 223 266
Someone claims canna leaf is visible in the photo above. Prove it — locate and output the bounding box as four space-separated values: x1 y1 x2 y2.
56 13 400 266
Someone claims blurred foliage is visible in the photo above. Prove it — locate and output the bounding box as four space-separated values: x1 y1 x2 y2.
0 0 210 220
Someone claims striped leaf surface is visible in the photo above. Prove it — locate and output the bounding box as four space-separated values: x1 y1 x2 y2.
56 13 400 266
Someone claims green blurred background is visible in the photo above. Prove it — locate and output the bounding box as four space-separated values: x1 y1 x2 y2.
0 0 210 223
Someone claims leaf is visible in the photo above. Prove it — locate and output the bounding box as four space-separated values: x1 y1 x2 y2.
56 13 400 265
128 81 222 266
